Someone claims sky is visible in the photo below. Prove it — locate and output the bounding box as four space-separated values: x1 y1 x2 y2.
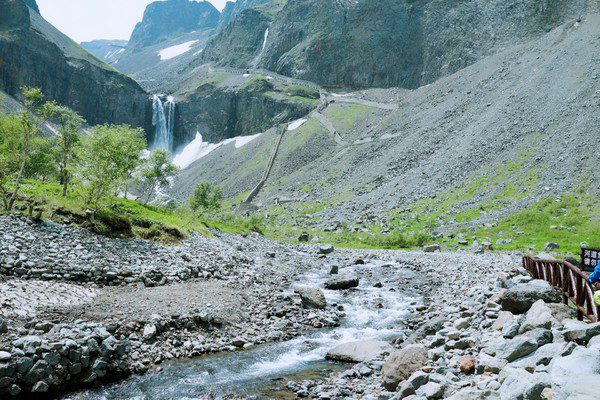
36 0 230 43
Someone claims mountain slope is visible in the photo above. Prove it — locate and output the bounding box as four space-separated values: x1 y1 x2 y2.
0 0 152 132
202 0 591 89
81 39 128 64
110 0 220 83
217 0 273 32
129 0 219 49
171 13 600 234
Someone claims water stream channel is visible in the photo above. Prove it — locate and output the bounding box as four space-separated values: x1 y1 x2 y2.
67 260 421 399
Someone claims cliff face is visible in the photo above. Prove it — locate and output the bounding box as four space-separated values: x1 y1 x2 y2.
216 0 272 32
173 79 315 148
202 8 272 68
24 0 38 13
0 0 152 133
202 0 591 89
128 0 220 50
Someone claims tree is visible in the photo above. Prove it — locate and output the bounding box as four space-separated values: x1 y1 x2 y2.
190 181 222 215
77 124 146 210
138 148 179 204
27 136 58 181
0 114 23 209
6 87 55 211
48 105 85 196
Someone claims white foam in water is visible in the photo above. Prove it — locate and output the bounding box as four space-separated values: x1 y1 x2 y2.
158 40 199 61
173 132 262 169
287 118 307 131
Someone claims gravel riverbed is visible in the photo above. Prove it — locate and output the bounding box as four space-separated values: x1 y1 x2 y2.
1 213 597 399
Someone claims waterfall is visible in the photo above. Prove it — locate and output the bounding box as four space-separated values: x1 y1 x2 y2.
251 28 270 69
261 28 269 51
152 95 175 153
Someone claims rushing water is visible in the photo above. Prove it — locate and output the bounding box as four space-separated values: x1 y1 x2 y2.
66 260 420 399
152 95 175 153
251 28 270 69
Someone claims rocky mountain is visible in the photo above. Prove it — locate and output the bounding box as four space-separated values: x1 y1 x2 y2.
24 0 38 13
0 0 152 133
80 39 128 64
108 0 220 80
129 0 219 49
202 0 591 89
171 11 600 231
217 0 273 32
171 68 319 148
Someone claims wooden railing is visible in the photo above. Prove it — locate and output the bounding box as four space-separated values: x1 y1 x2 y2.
523 255 599 321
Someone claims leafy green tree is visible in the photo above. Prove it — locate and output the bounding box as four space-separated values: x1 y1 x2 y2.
138 148 179 204
27 136 58 181
6 87 55 210
0 114 23 209
77 124 146 210
190 181 223 215
47 105 85 196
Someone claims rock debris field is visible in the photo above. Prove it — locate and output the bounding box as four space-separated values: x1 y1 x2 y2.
0 213 599 399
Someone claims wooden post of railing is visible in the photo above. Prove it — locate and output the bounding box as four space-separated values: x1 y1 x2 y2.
562 263 569 305
576 274 584 321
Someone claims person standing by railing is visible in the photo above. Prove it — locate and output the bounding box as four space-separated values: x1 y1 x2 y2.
588 263 600 284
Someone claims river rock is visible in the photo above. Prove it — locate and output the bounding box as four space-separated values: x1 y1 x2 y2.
31 381 49 393
326 339 392 363
562 320 600 345
499 369 551 400
142 324 157 341
550 344 600 399
495 337 538 362
0 318 7 334
0 351 11 362
446 389 500 400
325 275 359 290
518 300 555 334
382 344 428 391
476 353 507 374
231 337 247 348
298 232 310 242
295 287 327 309
423 244 440 253
500 280 562 314
319 245 334 255
459 356 475 374
544 242 560 251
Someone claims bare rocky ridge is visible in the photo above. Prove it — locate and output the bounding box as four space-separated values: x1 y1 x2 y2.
171 13 600 231
0 0 152 134
202 0 592 89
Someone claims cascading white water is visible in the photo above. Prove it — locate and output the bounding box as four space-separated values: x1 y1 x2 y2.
152 95 175 153
261 28 269 51
251 28 270 69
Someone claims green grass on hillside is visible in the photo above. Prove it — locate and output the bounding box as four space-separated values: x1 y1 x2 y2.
324 103 379 132
5 180 270 244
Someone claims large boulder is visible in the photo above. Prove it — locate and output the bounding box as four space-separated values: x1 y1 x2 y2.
382 345 428 391
324 275 359 290
500 280 562 314
318 245 334 255
495 337 538 362
550 344 600 400
326 339 392 363
518 300 556 334
294 287 327 309
562 320 600 345
499 369 551 400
